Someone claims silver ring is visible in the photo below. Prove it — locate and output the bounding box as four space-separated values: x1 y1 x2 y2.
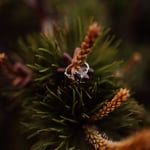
64 62 90 81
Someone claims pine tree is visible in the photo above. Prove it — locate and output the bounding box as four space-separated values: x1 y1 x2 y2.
0 19 148 150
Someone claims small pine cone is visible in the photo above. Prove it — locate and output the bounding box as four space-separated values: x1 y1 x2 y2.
74 22 102 69
0 53 7 67
0 53 16 76
83 125 113 150
91 88 130 121
115 53 142 78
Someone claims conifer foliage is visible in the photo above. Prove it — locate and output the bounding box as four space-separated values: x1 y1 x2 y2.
7 20 144 150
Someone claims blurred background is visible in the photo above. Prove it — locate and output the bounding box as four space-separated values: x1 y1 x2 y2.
0 0 150 149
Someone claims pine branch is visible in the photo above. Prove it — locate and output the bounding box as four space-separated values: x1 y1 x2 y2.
0 53 32 86
91 88 130 121
83 125 150 150
12 19 145 150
